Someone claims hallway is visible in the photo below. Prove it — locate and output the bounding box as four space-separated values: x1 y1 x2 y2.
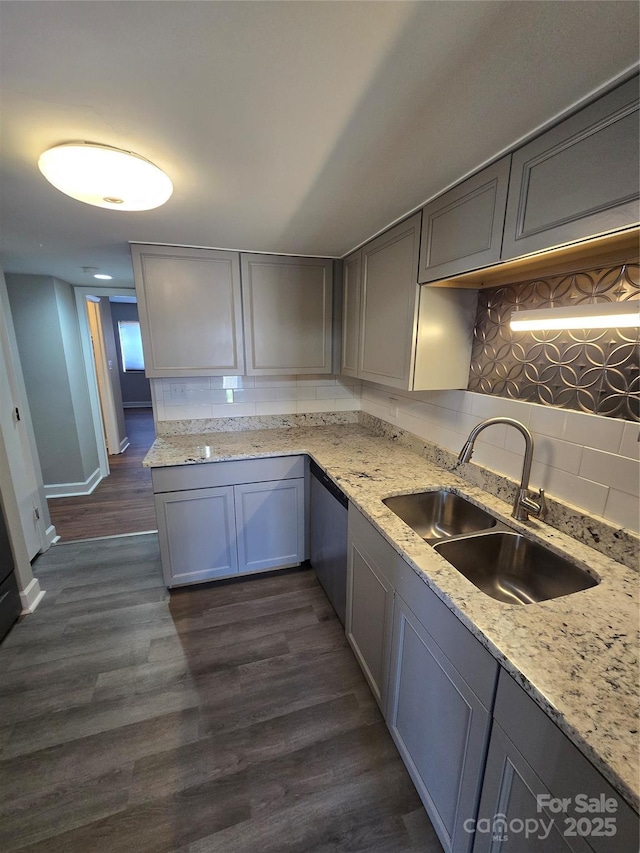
47 409 157 541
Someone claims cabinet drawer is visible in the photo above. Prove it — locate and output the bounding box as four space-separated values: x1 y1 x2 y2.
152 455 305 494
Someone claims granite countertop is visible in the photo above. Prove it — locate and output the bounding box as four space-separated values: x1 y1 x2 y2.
144 423 639 812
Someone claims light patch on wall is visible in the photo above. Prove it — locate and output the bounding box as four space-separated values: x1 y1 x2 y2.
468 263 640 421
117 321 145 372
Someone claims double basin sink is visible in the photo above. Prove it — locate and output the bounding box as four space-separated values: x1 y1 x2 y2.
382 490 598 606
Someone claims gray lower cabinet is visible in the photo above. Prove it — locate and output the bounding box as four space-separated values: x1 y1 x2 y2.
241 253 333 375
131 244 244 378
346 509 636 853
155 486 238 586
152 457 306 587
387 593 495 853
502 75 639 260
474 671 639 853
418 156 511 283
346 505 398 711
235 478 305 574
347 506 498 853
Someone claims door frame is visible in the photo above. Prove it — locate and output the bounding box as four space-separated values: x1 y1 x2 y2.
74 286 136 479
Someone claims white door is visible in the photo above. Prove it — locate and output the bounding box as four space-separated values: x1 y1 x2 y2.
86 298 119 454
0 282 47 559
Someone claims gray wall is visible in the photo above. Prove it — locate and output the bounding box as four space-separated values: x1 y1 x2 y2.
5 274 100 488
109 300 152 407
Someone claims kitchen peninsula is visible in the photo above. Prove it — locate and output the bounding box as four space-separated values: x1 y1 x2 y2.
143 414 639 850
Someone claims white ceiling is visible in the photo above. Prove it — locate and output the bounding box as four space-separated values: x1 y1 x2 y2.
1 1 638 287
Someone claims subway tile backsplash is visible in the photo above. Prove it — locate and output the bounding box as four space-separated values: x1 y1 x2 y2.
361 382 640 534
150 372 638 534
152 375 361 422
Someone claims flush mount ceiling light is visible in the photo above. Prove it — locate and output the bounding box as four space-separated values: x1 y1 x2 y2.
510 301 640 331
38 143 173 211
94 274 113 280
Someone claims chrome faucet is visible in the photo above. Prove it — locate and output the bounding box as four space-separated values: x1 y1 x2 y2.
457 417 547 522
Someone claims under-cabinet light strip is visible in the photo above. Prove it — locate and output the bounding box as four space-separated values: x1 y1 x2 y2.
510 301 640 331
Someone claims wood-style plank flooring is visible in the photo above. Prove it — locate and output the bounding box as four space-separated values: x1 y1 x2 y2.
47 408 157 541
0 535 443 852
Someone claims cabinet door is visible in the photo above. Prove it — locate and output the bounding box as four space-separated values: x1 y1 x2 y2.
131 245 244 378
346 538 394 711
234 478 305 573
502 75 639 260
474 722 591 853
359 213 421 389
485 670 640 853
155 486 238 587
418 156 511 283
241 254 333 375
387 595 491 853
340 249 362 377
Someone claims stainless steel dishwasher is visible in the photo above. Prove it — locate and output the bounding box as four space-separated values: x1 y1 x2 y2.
309 460 348 625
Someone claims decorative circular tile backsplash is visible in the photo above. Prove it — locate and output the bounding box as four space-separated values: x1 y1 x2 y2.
468 263 640 421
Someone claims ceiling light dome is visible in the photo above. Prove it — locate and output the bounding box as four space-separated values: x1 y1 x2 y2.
38 142 173 211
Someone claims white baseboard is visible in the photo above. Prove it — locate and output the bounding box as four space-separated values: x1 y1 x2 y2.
123 401 153 408
45 467 102 499
44 524 59 549
20 577 45 613
118 436 130 453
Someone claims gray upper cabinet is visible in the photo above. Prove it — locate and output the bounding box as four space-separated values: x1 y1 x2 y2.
418 156 511 283
359 214 421 388
347 212 478 390
131 244 244 378
340 249 362 378
502 75 640 260
241 254 333 375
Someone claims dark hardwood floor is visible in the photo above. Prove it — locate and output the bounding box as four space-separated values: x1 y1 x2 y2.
0 535 443 852
47 408 158 542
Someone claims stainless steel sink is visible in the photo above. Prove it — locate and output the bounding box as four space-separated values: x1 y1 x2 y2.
383 489 497 544
434 531 598 605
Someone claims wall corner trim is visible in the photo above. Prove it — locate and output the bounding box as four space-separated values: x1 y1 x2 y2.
20 577 45 613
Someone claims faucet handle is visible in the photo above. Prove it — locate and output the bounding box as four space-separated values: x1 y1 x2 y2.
516 487 548 521
537 488 547 519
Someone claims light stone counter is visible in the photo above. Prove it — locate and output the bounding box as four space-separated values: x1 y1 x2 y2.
144 422 639 812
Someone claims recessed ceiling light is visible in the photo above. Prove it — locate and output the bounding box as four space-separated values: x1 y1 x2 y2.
94 274 113 280
38 142 173 211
